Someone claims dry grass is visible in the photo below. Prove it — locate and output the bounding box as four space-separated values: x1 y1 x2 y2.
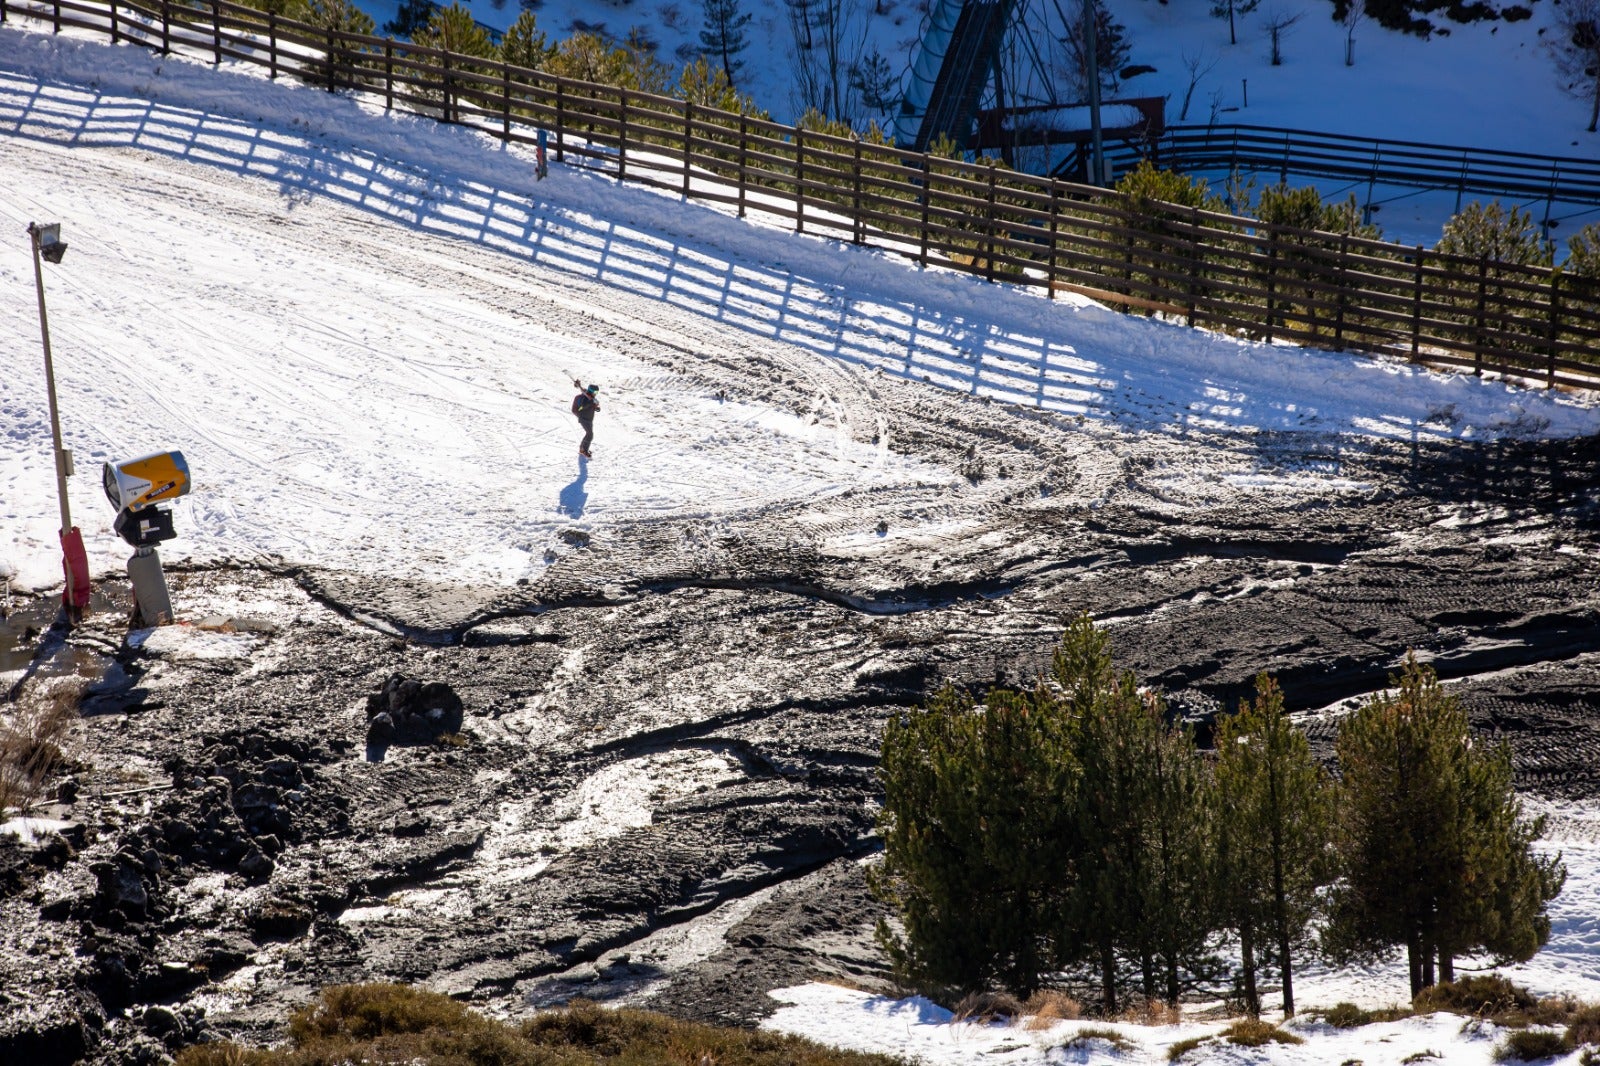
1319 1001 1415 1028
1021 990 1082 1030
952 990 1024 1024
1222 1018 1304 1047
1495 1029 1569 1062
1568 1005 1600 1048
1062 1026 1136 1054
0 677 81 816
1117 999 1182 1027
177 984 914 1066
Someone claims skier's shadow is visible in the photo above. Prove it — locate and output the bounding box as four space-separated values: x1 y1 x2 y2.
559 458 589 517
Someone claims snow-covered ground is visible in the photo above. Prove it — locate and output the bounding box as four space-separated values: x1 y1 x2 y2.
2 18 1599 1066
3 25 1595 594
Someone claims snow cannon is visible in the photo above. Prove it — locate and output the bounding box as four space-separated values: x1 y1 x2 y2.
103 450 190 516
102 450 190 626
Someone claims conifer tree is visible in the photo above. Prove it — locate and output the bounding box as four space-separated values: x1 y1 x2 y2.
872 682 1078 998
500 11 551 72
1436 201 1554 268
1327 655 1565 996
700 0 753 85
384 0 436 39
1213 674 1335 1017
413 2 495 60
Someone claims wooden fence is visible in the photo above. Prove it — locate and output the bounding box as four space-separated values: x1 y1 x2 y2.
1111 124 1600 212
4 0 1599 391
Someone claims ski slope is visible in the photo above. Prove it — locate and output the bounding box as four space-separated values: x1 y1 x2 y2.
1 23 1596 600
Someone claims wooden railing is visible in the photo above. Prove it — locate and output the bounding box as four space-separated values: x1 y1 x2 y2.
1110 124 1600 212
4 0 1598 390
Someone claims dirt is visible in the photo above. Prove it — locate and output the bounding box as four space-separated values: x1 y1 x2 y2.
2 359 1598 1064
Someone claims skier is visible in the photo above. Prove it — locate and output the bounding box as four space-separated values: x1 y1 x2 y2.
571 380 600 458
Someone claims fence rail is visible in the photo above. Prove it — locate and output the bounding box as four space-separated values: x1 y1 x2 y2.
3 0 1598 391
1112 124 1600 214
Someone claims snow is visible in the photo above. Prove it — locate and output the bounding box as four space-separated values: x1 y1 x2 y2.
0 12 1598 1066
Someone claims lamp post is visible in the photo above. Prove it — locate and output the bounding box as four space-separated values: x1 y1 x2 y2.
27 221 89 622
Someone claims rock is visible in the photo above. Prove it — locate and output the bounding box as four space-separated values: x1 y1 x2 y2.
366 712 396 746
238 848 275 882
141 1004 183 1037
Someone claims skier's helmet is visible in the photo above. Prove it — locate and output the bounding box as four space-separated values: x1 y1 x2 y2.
586 384 599 394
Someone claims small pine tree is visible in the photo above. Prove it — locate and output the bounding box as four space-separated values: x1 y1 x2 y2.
848 48 897 114
871 682 1079 998
290 0 375 36
500 11 551 72
1327 655 1565 997
1436 201 1554 268
1254 183 1380 239
1213 674 1335 1017
383 0 436 39
413 2 496 60
700 0 753 85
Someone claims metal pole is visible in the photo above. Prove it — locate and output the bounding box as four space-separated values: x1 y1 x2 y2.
29 227 73 542
28 223 77 612
1084 0 1105 186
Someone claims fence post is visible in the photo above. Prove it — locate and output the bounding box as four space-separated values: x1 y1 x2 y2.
211 0 220 65
110 1 117 45
52 0 59 34
682 101 693 199
441 52 452 120
325 26 335 92
384 41 393 110
268 12 277 79
555 81 565 162
1264 229 1278 344
919 155 931 267
1474 253 1488 377
1334 233 1349 347
852 137 863 244
617 89 627 182
737 114 747 218
1546 270 1560 388
161 0 169 53
1186 205 1201 327
1047 183 1060 300
986 163 997 282
795 129 805 234
502 67 511 142
1411 245 1423 359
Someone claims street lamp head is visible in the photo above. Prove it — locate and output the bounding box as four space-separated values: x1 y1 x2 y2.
28 221 67 264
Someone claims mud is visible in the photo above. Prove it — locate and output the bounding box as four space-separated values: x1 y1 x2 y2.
2 361 1598 1063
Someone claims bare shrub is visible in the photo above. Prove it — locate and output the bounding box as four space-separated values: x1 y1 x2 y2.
0 677 81 815
953 990 1024 1024
1118 999 1181 1027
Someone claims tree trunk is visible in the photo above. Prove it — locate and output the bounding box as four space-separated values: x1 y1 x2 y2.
1407 936 1423 998
1141 950 1156 1002
1440 951 1454 984
1240 923 1261 1018
1100 942 1119 1015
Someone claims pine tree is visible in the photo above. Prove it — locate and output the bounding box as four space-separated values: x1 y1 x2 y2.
700 0 753 85
383 0 436 39
871 681 1079 998
1327 655 1565 997
500 11 551 72
290 0 375 36
1213 674 1335 1017
413 2 496 60
1436 201 1554 268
